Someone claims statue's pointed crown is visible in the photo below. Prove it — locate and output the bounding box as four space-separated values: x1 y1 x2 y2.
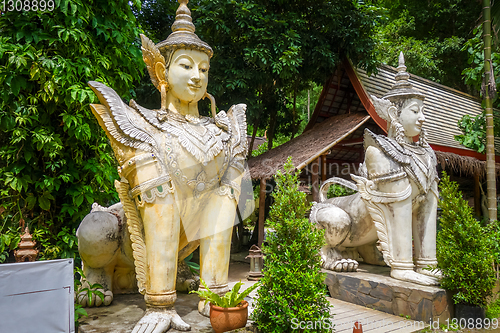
382 52 424 101
156 0 213 58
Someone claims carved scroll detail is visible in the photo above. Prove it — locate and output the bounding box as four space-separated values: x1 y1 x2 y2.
115 179 147 295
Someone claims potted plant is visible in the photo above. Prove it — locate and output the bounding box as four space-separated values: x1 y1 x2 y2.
436 172 497 321
191 278 260 333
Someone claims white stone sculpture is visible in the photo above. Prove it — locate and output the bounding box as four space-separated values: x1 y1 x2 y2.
76 202 200 306
310 52 441 286
76 1 250 331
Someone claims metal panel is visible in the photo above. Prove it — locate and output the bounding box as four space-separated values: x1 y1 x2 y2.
0 259 75 333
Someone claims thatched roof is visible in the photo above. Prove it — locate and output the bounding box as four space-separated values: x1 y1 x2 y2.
248 113 370 180
435 151 500 178
246 135 267 151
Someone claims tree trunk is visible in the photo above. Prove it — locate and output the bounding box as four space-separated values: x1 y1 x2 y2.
483 0 497 222
247 120 259 160
267 108 277 151
290 82 299 139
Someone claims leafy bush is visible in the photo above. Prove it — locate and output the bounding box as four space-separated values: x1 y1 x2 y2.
326 183 356 199
437 172 496 307
191 278 260 308
0 0 144 260
252 157 331 332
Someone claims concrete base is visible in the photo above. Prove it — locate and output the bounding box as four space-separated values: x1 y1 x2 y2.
324 264 453 323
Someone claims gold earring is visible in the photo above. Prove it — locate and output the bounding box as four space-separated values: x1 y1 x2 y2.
160 83 167 111
203 92 217 118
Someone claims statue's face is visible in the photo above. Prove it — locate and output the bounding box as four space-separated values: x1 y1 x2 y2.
167 48 209 104
399 98 425 138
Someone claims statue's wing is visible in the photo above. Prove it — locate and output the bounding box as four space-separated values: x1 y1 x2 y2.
88 81 158 152
226 104 248 157
129 99 162 130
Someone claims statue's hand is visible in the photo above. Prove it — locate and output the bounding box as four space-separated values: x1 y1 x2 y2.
132 308 190 333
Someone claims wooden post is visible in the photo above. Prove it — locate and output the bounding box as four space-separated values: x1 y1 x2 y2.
312 158 319 202
474 173 482 217
258 178 266 248
322 154 327 183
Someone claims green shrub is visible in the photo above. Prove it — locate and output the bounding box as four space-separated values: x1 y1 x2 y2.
326 183 356 199
0 0 144 261
252 157 331 332
437 172 496 307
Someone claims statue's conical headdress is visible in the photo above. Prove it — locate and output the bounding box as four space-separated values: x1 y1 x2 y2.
382 52 424 102
156 0 213 58
371 52 426 125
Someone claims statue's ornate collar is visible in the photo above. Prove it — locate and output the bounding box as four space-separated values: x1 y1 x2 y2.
156 109 206 124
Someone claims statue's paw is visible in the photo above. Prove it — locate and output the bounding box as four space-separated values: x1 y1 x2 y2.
131 308 190 333
198 300 210 317
391 269 439 286
76 289 113 307
323 259 359 272
416 267 442 279
329 259 358 272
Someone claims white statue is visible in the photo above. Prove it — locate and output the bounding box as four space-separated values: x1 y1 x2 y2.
76 1 250 331
310 52 441 286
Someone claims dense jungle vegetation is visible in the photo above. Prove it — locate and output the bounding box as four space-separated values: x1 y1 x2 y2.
0 0 495 261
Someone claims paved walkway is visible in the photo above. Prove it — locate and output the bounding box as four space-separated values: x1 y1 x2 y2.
79 255 423 333
329 298 424 333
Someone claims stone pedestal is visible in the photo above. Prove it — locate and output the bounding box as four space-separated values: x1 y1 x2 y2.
324 264 453 322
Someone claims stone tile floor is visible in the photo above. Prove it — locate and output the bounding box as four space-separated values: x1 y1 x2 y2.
79 253 499 333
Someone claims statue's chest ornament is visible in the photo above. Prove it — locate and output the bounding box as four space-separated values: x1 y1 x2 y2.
162 128 230 199
158 111 230 166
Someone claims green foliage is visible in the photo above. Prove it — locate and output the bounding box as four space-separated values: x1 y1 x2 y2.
437 172 496 307
190 278 260 308
0 0 144 259
251 133 289 158
252 157 331 332
191 0 379 145
74 266 104 327
183 253 200 275
454 114 487 153
454 26 500 152
370 0 478 90
0 225 21 263
326 184 356 199
486 297 500 319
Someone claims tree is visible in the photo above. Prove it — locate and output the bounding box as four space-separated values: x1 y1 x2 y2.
251 157 331 332
0 0 144 260
192 0 379 150
369 0 479 91
482 0 497 221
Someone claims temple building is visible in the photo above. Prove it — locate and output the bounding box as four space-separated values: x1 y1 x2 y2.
248 60 500 225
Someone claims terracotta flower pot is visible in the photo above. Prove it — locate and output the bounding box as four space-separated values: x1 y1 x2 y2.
209 300 249 333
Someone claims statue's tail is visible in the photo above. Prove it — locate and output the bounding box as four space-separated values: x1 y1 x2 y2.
318 177 358 202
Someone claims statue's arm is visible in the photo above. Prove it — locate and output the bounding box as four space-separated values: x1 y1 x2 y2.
365 146 409 193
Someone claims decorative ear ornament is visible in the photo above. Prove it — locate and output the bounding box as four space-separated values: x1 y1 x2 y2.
140 34 167 92
203 92 217 118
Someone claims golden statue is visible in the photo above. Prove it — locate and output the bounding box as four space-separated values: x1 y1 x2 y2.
77 1 250 331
